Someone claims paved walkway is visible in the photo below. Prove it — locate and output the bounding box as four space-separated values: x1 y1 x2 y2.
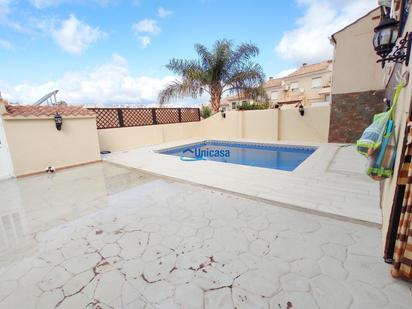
106 139 381 225
0 163 410 309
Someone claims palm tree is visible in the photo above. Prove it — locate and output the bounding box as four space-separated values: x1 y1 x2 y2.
159 39 266 112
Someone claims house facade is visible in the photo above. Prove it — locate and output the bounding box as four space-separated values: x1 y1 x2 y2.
328 7 385 143
265 60 333 108
222 60 332 111
221 96 255 111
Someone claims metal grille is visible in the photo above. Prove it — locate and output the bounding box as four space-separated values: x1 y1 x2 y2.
88 107 201 129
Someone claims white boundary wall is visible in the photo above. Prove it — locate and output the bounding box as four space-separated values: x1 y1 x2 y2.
0 117 14 179
97 105 331 152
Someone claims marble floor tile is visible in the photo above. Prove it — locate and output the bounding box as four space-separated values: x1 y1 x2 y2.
0 162 410 309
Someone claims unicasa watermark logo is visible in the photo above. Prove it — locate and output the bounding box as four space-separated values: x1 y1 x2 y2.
180 147 230 161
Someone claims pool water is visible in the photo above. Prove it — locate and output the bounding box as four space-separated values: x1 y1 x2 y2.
158 140 317 171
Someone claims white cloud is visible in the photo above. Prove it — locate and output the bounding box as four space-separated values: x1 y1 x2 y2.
132 18 161 48
0 54 205 106
274 68 297 78
51 14 106 55
0 38 12 49
157 6 172 18
138 35 151 48
275 0 377 64
111 53 127 66
132 18 161 35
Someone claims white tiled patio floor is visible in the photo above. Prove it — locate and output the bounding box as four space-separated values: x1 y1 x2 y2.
105 139 381 225
0 162 410 309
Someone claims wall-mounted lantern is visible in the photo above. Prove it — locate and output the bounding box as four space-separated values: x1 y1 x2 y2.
373 5 412 68
298 104 304 117
54 112 63 131
221 108 226 118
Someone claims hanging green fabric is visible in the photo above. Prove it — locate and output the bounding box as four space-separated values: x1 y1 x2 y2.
357 83 403 157
357 112 390 156
366 82 404 180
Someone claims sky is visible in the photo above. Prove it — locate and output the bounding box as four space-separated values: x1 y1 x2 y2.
0 0 377 106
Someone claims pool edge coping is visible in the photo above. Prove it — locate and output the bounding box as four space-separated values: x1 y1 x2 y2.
104 160 382 229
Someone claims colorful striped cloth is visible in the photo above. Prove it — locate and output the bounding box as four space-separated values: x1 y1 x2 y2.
367 119 397 180
357 112 390 156
391 122 412 282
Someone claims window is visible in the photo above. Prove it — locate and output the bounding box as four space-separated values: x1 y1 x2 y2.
312 77 322 88
271 91 279 101
231 102 237 109
290 82 299 91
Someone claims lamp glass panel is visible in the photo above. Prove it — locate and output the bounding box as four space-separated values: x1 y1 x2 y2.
380 27 393 45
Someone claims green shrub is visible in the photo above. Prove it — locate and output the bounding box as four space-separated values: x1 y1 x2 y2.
200 105 212 118
237 101 269 110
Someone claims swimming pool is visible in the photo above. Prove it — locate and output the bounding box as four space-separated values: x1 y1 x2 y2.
158 140 317 171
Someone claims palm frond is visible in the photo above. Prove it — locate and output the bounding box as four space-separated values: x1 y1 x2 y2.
211 40 232 83
224 62 265 91
158 79 205 105
194 44 213 69
233 43 259 62
166 59 202 76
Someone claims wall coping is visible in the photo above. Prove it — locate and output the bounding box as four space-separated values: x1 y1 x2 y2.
2 115 96 120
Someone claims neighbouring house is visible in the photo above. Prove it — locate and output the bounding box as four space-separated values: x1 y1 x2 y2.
221 95 255 111
219 97 231 111
0 100 101 177
265 60 333 108
328 7 385 143
222 60 333 111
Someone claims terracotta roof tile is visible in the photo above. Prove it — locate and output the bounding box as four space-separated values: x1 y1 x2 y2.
286 60 332 78
3 104 95 117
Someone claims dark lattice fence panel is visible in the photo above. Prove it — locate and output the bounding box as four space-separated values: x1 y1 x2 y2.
156 109 180 124
88 107 200 129
123 108 154 127
92 109 121 129
181 108 201 122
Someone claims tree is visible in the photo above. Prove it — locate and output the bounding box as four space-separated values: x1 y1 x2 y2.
200 105 212 119
159 39 266 112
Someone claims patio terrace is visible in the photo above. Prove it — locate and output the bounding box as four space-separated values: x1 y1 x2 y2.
106 139 381 225
0 162 411 309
